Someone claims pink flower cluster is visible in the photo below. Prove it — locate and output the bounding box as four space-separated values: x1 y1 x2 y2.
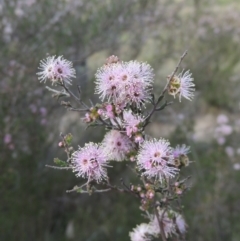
38 54 194 241
95 61 154 107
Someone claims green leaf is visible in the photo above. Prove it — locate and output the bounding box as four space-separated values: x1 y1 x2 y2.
53 158 68 167
65 133 73 145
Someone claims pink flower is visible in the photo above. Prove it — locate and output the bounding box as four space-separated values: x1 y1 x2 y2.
123 110 144 137
217 114 229 124
105 104 115 119
102 130 135 161
71 143 108 183
4 134 12 144
29 104 37 113
95 63 122 101
225 146 234 158
137 138 178 182
216 136 225 145
83 113 92 123
233 163 240 170
215 124 233 136
134 134 144 144
97 109 104 115
39 107 47 116
37 56 76 85
120 61 154 106
52 56 76 84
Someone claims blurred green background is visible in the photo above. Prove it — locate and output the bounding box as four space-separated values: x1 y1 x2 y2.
1 0 240 240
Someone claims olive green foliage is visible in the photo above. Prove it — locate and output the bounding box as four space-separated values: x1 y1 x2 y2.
1 0 240 240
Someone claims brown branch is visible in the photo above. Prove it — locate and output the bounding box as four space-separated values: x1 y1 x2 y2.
143 50 188 128
155 206 167 241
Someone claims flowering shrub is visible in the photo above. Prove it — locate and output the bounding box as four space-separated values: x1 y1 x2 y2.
37 51 194 241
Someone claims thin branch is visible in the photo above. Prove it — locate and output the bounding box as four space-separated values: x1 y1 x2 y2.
77 85 89 109
45 165 72 170
59 133 73 162
68 107 89 112
46 86 69 95
61 82 80 103
78 188 112 194
161 50 188 96
143 50 188 128
66 182 88 193
98 117 114 129
155 101 173 111
154 206 167 241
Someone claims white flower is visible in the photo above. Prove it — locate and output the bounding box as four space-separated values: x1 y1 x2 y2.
37 55 76 85
37 56 56 83
168 70 195 102
149 210 176 238
175 213 187 234
149 210 187 238
129 223 152 241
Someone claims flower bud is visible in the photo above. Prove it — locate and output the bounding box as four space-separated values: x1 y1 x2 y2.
137 186 142 192
146 189 155 199
140 192 145 198
58 141 64 148
105 55 120 65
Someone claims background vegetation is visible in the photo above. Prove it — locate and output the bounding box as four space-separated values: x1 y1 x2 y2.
1 0 240 240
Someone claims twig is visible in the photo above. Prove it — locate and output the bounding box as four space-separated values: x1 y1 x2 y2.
66 182 88 193
45 165 72 170
46 86 69 95
60 133 71 160
68 107 89 112
78 188 111 194
161 50 188 96
61 82 80 103
77 85 89 109
154 206 167 241
98 117 114 129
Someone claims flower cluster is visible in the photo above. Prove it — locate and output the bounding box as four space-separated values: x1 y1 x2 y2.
95 60 154 108
38 53 194 241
